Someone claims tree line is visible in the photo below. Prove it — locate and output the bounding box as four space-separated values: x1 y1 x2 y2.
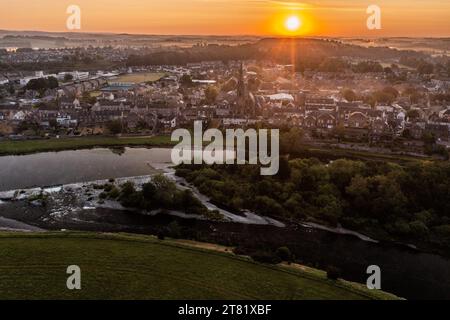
176 157 450 252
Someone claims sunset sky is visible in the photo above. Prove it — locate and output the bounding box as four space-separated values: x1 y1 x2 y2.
1 0 449 36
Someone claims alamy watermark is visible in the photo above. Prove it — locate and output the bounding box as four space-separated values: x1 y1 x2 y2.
171 121 280 176
366 265 381 290
66 265 81 290
367 4 382 30
66 5 81 30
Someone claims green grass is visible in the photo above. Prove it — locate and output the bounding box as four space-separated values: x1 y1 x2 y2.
0 133 430 165
0 135 175 156
112 72 167 84
297 144 431 164
0 232 400 300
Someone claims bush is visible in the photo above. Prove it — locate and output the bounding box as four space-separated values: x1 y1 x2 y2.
409 220 429 238
120 182 136 198
434 225 450 239
106 120 123 135
167 221 182 239
142 182 157 199
108 186 120 199
326 266 341 280
157 229 167 240
249 250 282 265
276 247 292 262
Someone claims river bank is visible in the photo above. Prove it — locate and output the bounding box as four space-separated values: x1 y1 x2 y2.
0 135 175 156
0 135 432 165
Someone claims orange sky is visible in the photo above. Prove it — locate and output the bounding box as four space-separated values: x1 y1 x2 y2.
1 0 449 36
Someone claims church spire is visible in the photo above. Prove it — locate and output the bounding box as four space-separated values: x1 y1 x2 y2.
237 61 246 98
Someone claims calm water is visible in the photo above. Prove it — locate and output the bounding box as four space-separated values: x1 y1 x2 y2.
0 148 173 191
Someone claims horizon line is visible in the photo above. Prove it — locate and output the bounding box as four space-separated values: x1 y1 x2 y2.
1 29 449 39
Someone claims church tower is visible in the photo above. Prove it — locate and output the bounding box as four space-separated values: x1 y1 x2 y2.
237 62 246 103
235 62 256 117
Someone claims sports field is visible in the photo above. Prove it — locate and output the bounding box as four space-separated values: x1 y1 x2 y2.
113 72 166 84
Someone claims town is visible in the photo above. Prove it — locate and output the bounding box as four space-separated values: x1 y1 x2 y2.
1 0 450 303
1 39 449 159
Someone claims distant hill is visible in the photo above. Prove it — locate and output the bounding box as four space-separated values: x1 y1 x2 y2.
0 30 261 49
126 37 427 67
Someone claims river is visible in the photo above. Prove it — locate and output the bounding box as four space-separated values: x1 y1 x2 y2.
0 147 449 300
0 147 170 191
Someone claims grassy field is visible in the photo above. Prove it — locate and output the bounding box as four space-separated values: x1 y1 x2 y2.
112 72 167 84
0 135 175 156
0 232 399 300
297 144 431 164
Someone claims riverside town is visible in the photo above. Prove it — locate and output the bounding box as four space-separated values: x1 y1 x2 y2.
0 0 450 308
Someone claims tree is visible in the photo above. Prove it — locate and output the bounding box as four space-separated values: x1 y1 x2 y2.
353 61 383 73
180 74 193 86
319 57 348 72
106 120 123 135
221 77 237 92
276 247 292 262
81 92 97 104
371 86 399 104
120 182 136 198
342 89 357 102
326 266 341 280
64 74 74 82
280 127 304 154
142 182 157 199
422 131 436 145
382 86 399 99
417 62 434 75
277 156 291 180
205 86 218 104
253 196 286 217
409 220 429 238
407 109 421 121
328 159 366 193
8 85 15 95
25 76 58 91
333 125 346 143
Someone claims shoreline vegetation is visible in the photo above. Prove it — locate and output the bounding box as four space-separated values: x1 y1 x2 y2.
0 231 400 300
175 157 450 255
0 135 176 156
0 134 436 164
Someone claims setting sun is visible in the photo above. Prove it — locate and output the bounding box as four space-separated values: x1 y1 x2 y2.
285 16 302 32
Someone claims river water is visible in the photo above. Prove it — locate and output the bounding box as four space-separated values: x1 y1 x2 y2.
0 147 450 299
0 148 171 191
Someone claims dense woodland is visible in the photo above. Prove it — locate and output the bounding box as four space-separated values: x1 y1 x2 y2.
176 157 450 251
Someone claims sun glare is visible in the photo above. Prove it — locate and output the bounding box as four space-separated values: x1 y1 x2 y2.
285 15 301 32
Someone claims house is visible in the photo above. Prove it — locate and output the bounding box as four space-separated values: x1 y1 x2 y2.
406 122 426 140
347 112 368 129
305 98 336 111
56 114 77 127
370 118 391 137
426 123 450 141
12 111 26 121
316 111 336 129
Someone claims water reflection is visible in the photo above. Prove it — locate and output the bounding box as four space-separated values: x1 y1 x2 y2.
0 148 172 191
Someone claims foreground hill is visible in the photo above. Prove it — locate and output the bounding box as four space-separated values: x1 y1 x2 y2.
0 232 398 300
